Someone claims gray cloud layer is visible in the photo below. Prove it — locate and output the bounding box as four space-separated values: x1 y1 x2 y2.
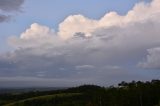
139 47 160 69
0 0 160 87
0 0 25 22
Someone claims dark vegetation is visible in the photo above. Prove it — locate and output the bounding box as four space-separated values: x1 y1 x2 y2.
0 79 160 106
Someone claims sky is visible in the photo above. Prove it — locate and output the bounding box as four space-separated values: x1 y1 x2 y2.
0 0 160 87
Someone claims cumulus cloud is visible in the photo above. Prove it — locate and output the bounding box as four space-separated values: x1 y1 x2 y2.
0 0 160 86
20 23 56 39
58 0 160 39
0 0 25 22
9 23 57 49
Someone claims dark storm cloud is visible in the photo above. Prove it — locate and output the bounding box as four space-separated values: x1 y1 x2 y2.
0 0 25 22
0 0 25 12
0 14 10 22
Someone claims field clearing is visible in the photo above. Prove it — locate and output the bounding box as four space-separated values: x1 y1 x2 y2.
3 93 82 106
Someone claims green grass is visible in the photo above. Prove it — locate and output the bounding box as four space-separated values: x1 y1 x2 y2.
3 93 82 106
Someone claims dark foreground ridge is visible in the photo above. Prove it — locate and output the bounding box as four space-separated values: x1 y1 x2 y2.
0 79 160 106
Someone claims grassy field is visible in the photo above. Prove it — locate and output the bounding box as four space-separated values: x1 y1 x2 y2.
3 93 82 106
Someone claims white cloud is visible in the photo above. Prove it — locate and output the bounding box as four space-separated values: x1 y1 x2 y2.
20 23 55 39
58 0 160 39
58 15 98 39
103 65 121 70
75 65 95 70
8 23 59 49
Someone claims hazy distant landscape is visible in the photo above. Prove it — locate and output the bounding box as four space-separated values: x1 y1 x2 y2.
0 80 160 106
0 87 67 94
